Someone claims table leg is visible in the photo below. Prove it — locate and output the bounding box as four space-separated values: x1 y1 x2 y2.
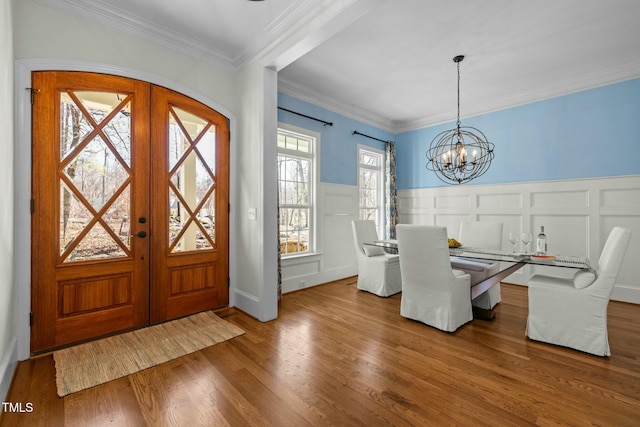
471 261 527 320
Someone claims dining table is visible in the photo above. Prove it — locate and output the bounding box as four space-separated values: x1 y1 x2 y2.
365 239 592 318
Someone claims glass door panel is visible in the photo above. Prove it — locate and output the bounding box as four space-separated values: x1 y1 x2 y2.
168 106 217 253
59 90 133 262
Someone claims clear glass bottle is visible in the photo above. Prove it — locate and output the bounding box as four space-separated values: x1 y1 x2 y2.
536 226 547 254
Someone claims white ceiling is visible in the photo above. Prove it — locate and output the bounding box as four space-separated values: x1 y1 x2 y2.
36 0 640 133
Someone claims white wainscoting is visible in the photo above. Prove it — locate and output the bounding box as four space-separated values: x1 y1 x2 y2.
280 183 358 294
398 175 640 304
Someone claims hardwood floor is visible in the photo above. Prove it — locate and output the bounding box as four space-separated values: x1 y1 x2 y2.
2 279 640 426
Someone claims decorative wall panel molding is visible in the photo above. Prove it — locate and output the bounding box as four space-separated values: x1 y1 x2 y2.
279 177 639 304
280 183 358 293
399 175 640 304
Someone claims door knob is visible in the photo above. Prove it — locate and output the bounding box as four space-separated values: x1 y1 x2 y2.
130 231 147 238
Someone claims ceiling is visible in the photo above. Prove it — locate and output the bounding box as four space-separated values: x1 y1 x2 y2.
36 0 640 133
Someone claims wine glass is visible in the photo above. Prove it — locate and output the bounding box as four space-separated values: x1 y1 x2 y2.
508 232 518 253
521 232 532 254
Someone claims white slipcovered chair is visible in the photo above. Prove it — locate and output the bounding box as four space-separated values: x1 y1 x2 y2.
450 221 503 310
527 226 632 356
397 224 472 332
351 220 402 297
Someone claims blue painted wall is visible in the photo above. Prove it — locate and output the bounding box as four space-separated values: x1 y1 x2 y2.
279 78 640 189
397 78 640 189
278 92 393 186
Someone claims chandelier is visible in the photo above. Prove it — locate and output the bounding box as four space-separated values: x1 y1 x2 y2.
426 55 494 184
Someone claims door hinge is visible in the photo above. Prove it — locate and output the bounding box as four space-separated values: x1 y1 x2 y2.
29 312 34 327
227 277 230 288
30 199 34 214
26 87 40 105
228 203 230 213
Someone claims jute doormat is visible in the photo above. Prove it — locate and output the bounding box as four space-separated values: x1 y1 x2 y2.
53 310 244 397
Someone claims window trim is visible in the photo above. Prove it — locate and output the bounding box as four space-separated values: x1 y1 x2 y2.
277 123 320 257
356 144 387 239
357 144 385 238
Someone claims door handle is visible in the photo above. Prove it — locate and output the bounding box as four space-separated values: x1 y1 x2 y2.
131 231 147 238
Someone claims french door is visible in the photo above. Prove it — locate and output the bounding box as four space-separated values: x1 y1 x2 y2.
31 72 229 353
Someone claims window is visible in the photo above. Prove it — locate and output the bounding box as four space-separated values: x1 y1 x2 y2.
358 145 384 234
277 125 317 256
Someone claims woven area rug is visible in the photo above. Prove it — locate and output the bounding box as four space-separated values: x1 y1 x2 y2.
53 310 244 397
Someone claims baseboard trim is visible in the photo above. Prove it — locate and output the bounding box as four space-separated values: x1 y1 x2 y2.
0 336 18 403
232 289 262 321
611 285 640 305
282 266 357 294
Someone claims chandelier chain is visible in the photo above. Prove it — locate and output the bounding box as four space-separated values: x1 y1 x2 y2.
456 60 461 129
425 55 495 185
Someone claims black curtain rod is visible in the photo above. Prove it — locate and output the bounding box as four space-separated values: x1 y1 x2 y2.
277 107 333 127
352 130 393 144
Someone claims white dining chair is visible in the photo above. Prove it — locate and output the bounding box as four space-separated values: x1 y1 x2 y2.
351 220 402 297
526 226 632 356
450 220 503 310
397 224 472 332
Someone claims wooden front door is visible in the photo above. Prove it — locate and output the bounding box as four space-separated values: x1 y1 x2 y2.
31 72 229 353
149 86 229 323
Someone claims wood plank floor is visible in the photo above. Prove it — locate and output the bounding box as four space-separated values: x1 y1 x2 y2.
2 279 640 426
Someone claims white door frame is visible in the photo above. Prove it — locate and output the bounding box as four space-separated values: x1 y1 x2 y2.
14 59 238 360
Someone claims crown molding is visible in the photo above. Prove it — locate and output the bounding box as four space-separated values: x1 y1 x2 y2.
282 59 640 135
34 0 238 70
235 0 321 69
32 0 375 73
32 0 640 135
278 76 397 133
394 60 640 134
252 0 386 71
